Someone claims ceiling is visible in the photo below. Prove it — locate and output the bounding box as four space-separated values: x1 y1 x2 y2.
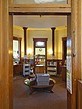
13 15 67 28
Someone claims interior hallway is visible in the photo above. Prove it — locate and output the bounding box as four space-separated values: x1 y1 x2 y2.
13 75 67 109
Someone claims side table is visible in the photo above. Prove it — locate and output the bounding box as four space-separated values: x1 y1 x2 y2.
24 78 56 94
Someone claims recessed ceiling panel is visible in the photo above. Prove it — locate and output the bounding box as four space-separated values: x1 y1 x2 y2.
13 15 67 28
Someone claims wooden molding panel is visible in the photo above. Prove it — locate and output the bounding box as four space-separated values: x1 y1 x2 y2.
78 80 82 109
0 1 2 109
9 0 71 8
8 0 71 14
9 7 71 15
67 0 82 109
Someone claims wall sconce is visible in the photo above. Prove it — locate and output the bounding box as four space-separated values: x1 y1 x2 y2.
48 49 53 55
27 48 33 55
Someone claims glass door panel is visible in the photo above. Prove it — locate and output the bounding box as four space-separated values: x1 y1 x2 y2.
35 48 45 55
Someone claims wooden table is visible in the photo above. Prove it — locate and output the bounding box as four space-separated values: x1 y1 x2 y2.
25 78 56 94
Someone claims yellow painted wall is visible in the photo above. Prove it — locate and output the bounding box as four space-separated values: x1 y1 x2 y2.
55 27 67 59
13 25 67 59
27 27 67 59
27 28 52 58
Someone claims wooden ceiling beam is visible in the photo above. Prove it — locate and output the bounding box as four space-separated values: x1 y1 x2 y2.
9 3 71 14
9 7 71 15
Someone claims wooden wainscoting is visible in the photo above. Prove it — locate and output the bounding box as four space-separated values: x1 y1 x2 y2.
78 80 82 109
13 64 23 76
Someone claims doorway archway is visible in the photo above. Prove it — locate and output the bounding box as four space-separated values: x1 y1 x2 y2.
0 1 81 109
11 11 71 109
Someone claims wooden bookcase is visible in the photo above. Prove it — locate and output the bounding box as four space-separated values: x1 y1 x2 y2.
47 61 57 76
47 59 62 75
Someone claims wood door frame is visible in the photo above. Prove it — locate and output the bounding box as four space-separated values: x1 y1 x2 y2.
33 38 48 74
0 0 81 109
10 13 73 109
9 6 79 109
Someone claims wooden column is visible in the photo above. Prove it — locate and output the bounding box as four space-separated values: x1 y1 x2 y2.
67 15 71 109
51 27 56 56
0 0 13 109
23 27 27 55
68 0 81 109
81 0 82 80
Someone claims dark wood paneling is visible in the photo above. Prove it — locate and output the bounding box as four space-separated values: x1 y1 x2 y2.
35 66 44 74
13 64 23 76
67 91 71 109
78 80 82 109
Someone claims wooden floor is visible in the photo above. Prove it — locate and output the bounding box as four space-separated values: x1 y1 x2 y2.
13 75 67 109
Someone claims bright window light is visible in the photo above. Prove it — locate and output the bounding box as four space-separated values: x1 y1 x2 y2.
36 41 45 47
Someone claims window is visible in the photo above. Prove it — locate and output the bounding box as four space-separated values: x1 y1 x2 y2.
35 41 45 47
13 37 21 64
13 40 19 59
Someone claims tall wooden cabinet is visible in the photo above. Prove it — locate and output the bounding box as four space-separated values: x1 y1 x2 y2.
33 38 48 74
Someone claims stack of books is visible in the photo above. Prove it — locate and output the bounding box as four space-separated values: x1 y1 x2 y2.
36 74 50 86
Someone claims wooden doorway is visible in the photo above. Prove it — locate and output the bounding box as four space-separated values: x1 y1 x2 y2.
10 12 72 109
33 38 48 74
0 1 81 109
12 13 70 109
